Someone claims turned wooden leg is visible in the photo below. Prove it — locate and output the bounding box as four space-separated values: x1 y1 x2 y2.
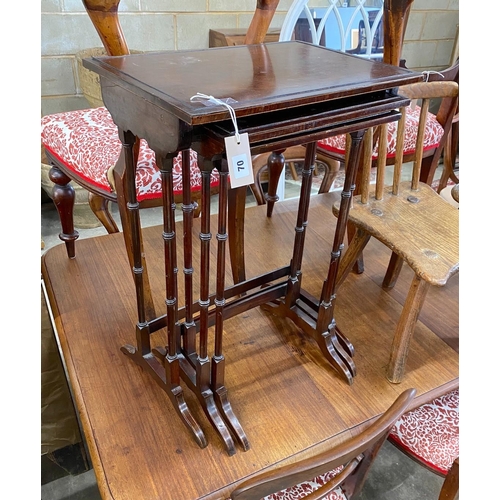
265 149 286 217
288 161 299 181
49 165 79 259
448 120 459 184
113 133 156 322
88 193 119 233
228 185 247 284
386 274 430 384
382 251 404 289
419 154 442 185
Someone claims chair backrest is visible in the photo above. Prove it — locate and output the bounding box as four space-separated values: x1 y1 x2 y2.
245 0 281 44
82 0 129 56
230 388 416 500
356 80 459 202
279 0 414 65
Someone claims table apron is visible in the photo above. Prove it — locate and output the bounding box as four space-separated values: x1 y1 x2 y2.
101 77 193 156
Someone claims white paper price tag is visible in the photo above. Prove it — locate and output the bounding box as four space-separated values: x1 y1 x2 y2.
225 132 254 188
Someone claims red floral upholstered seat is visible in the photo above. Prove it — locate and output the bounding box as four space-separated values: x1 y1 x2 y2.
388 389 459 475
41 106 219 202
318 106 445 160
263 466 347 500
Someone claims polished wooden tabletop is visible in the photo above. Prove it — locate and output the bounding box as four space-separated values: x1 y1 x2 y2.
41 192 458 500
83 41 421 125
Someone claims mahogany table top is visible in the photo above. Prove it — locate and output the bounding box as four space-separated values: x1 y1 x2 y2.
83 41 421 125
41 192 458 500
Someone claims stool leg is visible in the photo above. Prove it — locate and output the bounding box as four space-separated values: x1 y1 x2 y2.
336 228 371 287
382 252 404 289
386 274 430 383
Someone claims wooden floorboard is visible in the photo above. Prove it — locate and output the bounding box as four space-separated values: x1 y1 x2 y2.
41 192 458 500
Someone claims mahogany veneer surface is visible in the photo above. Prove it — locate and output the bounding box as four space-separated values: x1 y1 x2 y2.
41 192 458 500
84 41 421 126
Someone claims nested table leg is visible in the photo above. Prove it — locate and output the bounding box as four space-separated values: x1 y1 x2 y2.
210 158 250 451
118 142 247 454
180 149 197 359
155 155 246 455
283 141 317 308
118 138 207 449
112 132 156 322
186 157 237 456
263 132 365 385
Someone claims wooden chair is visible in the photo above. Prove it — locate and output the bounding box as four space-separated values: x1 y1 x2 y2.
304 1 459 187
333 79 459 383
388 389 459 499
41 0 219 261
317 60 459 187
250 0 414 211
230 388 416 500
437 110 459 194
251 0 458 221
249 146 341 206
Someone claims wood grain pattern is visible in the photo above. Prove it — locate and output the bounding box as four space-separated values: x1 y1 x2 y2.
83 42 421 128
41 192 458 500
383 0 414 66
244 0 280 45
337 182 459 286
82 0 130 56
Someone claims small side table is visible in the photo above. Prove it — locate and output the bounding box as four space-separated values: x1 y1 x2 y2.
84 41 421 454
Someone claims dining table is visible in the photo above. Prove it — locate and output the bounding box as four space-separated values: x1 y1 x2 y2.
41 195 459 499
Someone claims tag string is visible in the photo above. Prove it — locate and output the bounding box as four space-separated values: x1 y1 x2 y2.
190 93 241 144
422 70 445 82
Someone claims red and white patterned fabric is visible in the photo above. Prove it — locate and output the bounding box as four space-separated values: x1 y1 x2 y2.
262 466 347 500
388 389 459 475
41 107 219 202
318 106 444 160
